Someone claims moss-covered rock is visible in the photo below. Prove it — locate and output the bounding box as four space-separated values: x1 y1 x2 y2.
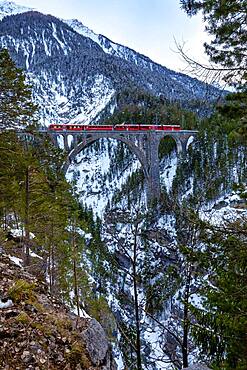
0 254 117 369
8 279 36 303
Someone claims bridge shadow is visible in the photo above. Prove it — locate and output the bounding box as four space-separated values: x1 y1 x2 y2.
158 136 177 160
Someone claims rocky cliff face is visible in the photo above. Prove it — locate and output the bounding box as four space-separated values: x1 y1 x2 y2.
0 254 117 370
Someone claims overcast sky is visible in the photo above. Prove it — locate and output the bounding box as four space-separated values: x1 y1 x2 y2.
13 0 208 72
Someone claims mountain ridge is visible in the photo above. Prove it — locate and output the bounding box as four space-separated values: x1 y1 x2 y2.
0 1 223 125
0 0 33 20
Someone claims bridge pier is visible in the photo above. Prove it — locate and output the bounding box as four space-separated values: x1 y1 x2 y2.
144 133 161 205
63 134 70 152
175 133 194 154
51 134 59 147
73 134 79 148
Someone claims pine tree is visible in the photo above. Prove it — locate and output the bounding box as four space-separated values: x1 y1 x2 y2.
217 90 247 143
103 206 147 370
190 215 247 369
180 1 247 138
0 48 38 130
180 0 247 87
0 131 24 228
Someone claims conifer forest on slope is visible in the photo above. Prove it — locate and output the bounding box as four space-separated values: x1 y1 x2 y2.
0 1 247 369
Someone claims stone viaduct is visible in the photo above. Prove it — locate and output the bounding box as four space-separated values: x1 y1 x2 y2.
44 128 197 204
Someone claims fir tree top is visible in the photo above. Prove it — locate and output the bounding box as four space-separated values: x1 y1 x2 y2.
0 48 38 131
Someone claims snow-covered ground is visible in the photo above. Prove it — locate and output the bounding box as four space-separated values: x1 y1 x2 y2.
160 152 178 192
200 190 247 225
66 139 141 216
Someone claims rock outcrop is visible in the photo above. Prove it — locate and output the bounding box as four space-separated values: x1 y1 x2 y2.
183 364 211 370
0 254 117 369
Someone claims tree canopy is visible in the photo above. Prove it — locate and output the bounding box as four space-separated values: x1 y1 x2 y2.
180 1 247 141
180 0 247 87
0 48 38 130
191 215 247 369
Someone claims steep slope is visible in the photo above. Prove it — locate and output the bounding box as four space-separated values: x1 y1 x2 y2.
0 253 117 369
0 0 32 20
0 11 116 125
65 17 217 103
0 6 222 125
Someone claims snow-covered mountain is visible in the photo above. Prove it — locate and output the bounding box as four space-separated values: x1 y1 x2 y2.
64 17 212 96
0 0 32 20
0 1 222 126
65 18 172 71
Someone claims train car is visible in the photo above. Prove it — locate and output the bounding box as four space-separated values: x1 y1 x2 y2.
48 124 181 132
88 125 114 131
66 125 84 131
48 124 65 131
114 125 127 131
48 124 86 131
169 125 180 131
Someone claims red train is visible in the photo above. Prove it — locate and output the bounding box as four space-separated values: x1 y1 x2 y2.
48 124 181 131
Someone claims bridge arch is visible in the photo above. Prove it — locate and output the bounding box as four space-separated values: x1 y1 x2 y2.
158 132 194 155
61 133 149 178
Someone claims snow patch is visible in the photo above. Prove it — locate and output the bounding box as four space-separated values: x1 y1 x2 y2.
0 298 13 309
8 255 23 267
0 1 33 21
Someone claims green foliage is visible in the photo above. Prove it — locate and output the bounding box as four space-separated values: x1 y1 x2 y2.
0 128 96 309
111 169 145 208
171 108 246 203
180 1 247 183
66 342 90 368
105 87 198 128
0 48 38 130
8 279 36 303
118 322 139 369
158 136 176 159
86 296 117 340
144 262 180 315
180 0 247 87
217 90 247 143
188 216 247 369
15 311 31 325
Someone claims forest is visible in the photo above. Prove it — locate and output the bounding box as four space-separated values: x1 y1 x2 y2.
0 1 246 369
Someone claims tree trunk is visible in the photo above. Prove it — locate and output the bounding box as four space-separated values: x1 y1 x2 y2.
72 220 80 317
133 223 142 370
24 166 30 266
182 266 192 368
182 302 189 368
